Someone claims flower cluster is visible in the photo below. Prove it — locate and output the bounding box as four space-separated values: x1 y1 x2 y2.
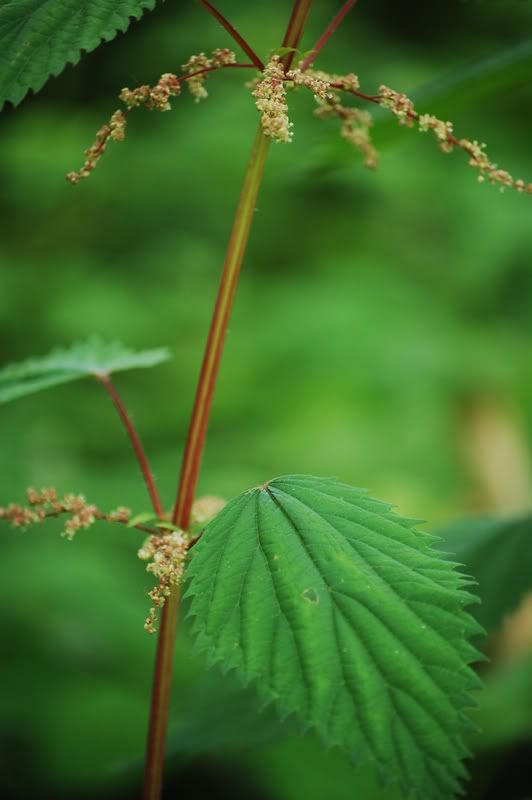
418 114 454 154
137 494 226 633
286 67 331 99
120 72 181 112
253 55 292 142
379 85 416 127
66 110 127 184
66 43 532 195
67 49 236 182
182 48 236 101
0 487 132 539
2 487 227 633
460 139 531 192
315 92 378 169
377 84 532 192
138 529 188 634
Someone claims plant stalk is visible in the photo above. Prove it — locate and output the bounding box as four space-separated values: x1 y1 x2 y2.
281 0 313 69
97 374 164 517
300 0 358 71
142 125 270 800
143 4 313 797
198 0 265 70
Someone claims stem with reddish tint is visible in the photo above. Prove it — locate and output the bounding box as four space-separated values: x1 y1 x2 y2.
96 374 164 518
171 125 270 530
198 0 265 70
143 4 314 798
142 126 270 800
281 0 313 70
300 0 359 72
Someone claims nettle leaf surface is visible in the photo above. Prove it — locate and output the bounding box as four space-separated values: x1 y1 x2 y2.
0 338 170 403
186 474 483 800
0 0 158 110
438 513 532 632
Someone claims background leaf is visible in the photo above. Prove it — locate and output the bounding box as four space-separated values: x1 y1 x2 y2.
437 514 532 632
186 474 482 800
0 0 158 110
0 338 170 403
168 673 289 759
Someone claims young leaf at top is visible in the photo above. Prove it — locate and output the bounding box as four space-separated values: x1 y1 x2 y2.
0 0 158 110
437 513 532 632
186 475 483 800
0 338 170 404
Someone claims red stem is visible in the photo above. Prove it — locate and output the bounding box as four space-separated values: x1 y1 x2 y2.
143 6 314 799
96 375 164 518
300 0 359 72
144 126 271 800
281 0 313 70
198 0 265 71
171 126 270 529
184 62 257 82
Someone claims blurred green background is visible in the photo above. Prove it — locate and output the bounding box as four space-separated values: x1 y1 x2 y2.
1 1 532 797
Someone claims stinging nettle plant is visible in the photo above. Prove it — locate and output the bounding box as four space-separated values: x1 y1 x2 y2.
2 1 531 799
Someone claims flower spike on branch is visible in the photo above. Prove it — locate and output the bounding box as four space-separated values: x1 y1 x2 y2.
182 48 236 101
67 31 532 196
67 49 249 184
0 488 133 539
252 56 293 142
138 495 226 633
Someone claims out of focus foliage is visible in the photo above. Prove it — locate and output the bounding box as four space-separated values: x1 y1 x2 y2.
1 1 532 798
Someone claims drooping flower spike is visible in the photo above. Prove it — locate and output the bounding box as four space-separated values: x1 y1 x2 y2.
68 47 532 196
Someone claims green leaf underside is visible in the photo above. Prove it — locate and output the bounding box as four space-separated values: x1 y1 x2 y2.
0 0 158 110
438 514 532 632
185 475 483 800
0 338 170 403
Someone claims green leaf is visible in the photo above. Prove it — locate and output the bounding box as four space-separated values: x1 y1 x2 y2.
155 520 182 531
168 673 289 759
271 46 299 58
0 338 171 404
127 512 159 528
437 513 532 632
0 0 158 110
185 474 483 800
249 736 403 800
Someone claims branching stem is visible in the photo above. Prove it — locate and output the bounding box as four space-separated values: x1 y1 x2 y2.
143 124 271 800
142 4 314 798
96 374 164 518
300 0 359 71
198 0 265 70
281 0 313 70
